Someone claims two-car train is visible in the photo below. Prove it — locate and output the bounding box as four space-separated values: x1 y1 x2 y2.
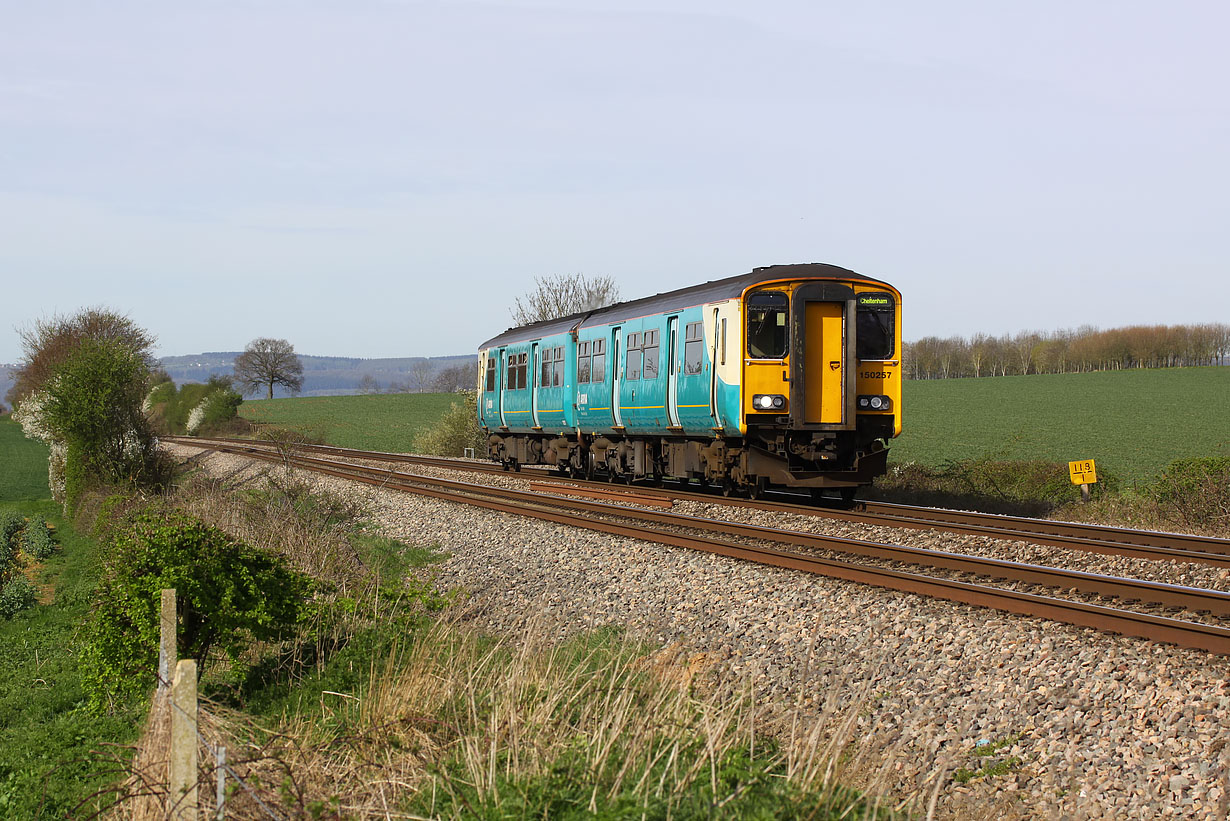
476 263 902 501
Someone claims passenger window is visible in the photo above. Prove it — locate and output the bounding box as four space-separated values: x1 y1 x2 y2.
578 341 591 384
592 339 606 382
514 353 527 389
643 330 659 379
485 358 496 392
540 348 552 387
747 292 788 359
626 333 642 380
553 346 564 386
683 322 703 375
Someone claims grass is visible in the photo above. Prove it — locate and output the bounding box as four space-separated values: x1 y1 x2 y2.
101 465 897 819
0 417 143 819
236 368 1230 486
891 367 1230 486
0 417 50 501
237 392 461 453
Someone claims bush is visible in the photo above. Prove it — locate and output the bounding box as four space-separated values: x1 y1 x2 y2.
0 511 22 554
39 339 168 509
875 457 1118 516
413 391 486 457
0 576 37 619
81 506 314 709
1151 457 1230 529
20 514 56 560
146 376 242 436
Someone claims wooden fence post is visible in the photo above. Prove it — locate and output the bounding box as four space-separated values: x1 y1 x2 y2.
216 745 226 820
170 658 199 820
160 589 177 689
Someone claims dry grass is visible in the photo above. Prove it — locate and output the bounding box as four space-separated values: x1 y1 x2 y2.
96 458 920 819
108 612 905 820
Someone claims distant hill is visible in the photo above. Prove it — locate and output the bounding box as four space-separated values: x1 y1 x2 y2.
2 355 477 402
158 352 475 397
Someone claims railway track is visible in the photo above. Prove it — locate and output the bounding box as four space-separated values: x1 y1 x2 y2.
167 436 1230 655
167 436 1230 567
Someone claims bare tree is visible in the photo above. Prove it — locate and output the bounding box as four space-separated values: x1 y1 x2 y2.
409 359 433 393
233 338 304 399
358 374 381 394
511 273 620 326
431 363 475 393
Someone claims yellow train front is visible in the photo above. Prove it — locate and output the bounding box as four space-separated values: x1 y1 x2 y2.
733 266 902 501
477 263 901 502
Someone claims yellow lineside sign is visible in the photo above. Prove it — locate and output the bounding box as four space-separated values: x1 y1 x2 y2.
1068 459 1098 485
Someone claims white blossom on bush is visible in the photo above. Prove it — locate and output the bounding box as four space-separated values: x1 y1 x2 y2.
46 442 67 502
186 397 210 434
12 390 55 444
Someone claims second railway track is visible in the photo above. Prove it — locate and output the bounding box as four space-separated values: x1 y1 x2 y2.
169 435 1230 566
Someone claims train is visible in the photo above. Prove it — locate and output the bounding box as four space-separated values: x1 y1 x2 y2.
476 263 902 501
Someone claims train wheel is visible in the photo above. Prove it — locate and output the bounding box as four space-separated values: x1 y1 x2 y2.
721 479 736 497
748 479 766 501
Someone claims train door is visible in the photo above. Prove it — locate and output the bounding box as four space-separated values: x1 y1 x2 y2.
530 342 540 428
666 317 680 427
709 307 723 429
497 348 507 427
611 327 623 427
804 303 845 424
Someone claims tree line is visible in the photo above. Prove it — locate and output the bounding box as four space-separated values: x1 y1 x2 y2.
903 323 1230 380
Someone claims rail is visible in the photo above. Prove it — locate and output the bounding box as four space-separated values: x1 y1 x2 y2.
166 437 1230 655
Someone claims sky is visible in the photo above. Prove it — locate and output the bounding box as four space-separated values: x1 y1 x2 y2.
2 0 1228 363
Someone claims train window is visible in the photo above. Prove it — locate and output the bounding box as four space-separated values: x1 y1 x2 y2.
683 322 703 375
592 339 606 382
540 347 552 387
578 341 591 384
626 332 643 380
643 330 659 379
747 292 788 359
856 293 895 360
513 353 527 390
552 346 564 386
720 319 727 365
485 358 496 392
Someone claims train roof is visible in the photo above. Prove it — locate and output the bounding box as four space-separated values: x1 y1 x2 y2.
478 262 891 350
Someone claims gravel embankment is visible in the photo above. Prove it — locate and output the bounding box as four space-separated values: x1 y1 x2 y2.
166 444 1230 820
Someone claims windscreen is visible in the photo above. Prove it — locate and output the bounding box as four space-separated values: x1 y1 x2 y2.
747 292 788 358
856 292 895 360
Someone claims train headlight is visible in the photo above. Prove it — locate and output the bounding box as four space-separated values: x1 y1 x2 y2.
753 394 787 411
857 395 892 411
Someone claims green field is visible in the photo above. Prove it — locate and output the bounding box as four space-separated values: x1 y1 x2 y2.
234 369 1230 486
0 416 142 816
0 416 50 501
238 392 463 452
891 367 1230 485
